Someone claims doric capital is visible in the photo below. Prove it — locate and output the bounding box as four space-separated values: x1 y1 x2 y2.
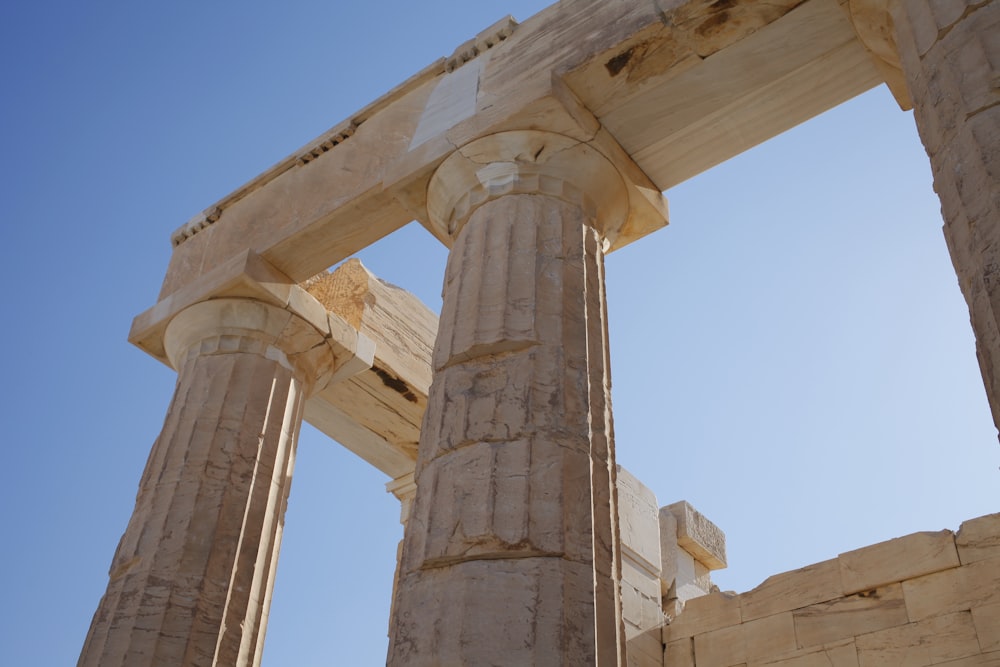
386 472 418 526
426 130 636 248
843 0 913 109
164 298 362 396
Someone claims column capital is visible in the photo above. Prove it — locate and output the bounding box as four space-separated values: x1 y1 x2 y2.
425 129 669 252
130 251 375 394
165 297 369 396
843 0 913 109
427 130 629 247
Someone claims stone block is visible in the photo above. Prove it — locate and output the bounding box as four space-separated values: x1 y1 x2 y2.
932 652 1000 666
741 559 844 622
624 555 664 601
838 530 960 594
661 509 680 591
792 584 909 649
904 0 982 57
972 602 1000 653
903 557 1000 622
661 508 714 605
665 592 742 640
663 501 727 570
957 513 1000 565
854 611 980 666
751 640 859 667
744 611 797 662
643 591 666 633
618 466 662 573
694 623 744 667
665 637 695 667
623 580 644 628
626 626 664 667
675 552 712 604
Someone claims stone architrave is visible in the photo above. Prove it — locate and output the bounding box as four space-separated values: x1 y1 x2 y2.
78 298 345 667
386 131 647 666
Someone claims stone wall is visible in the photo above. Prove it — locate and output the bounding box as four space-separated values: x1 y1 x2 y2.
663 513 1000 667
617 468 727 667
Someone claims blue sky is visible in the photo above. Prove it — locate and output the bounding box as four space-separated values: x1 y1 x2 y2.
1 1 996 665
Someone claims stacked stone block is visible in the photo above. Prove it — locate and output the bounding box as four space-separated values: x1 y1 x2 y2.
617 468 728 667
664 513 1000 666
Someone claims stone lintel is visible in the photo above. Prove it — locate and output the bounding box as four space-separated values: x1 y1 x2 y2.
663 501 728 571
149 0 875 308
303 260 437 478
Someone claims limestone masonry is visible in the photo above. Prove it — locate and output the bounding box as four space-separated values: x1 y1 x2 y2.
80 0 998 664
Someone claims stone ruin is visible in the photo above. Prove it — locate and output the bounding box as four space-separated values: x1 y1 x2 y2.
79 0 999 664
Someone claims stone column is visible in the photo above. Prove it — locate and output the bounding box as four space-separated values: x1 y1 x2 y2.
852 0 999 427
387 131 627 666
79 298 339 667
897 0 1000 429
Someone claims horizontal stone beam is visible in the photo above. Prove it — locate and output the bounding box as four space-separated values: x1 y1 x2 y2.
129 253 436 480
152 0 884 310
304 260 437 479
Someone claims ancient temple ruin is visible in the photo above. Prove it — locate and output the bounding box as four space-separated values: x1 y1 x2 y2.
80 0 998 664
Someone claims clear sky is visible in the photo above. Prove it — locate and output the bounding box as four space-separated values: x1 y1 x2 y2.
1 1 996 665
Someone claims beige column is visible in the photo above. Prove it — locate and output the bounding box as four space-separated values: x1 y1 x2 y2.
388 131 627 666
897 0 999 430
79 298 339 667
851 0 999 427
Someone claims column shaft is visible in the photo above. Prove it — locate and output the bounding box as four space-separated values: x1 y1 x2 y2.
79 299 331 667
388 192 623 665
890 0 1000 426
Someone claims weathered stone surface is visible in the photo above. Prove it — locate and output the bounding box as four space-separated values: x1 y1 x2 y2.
934 652 1000 667
99 0 1000 662
661 509 712 605
756 640 860 667
902 557 1000 622
855 611 981 666
887 0 1000 428
744 611 798 662
973 602 1000 654
619 466 662 572
666 592 742 640
792 584 909 649
665 637 695 667
741 559 844 622
956 513 1000 565
622 557 663 629
626 627 665 667
79 299 339 667
390 558 597 665
661 514 1000 666
663 501 727 570
389 146 627 665
839 529 960 594
304 259 436 478
694 623 745 667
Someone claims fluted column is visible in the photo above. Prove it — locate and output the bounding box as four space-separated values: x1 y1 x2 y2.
79 298 339 667
850 0 999 428
388 131 628 666
897 0 1000 430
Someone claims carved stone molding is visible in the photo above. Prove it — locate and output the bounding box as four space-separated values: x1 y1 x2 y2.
165 297 341 396
426 130 631 247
